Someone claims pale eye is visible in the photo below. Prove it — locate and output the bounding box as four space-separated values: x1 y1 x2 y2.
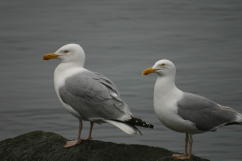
63 50 69 53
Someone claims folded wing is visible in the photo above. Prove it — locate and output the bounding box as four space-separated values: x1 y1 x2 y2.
177 93 241 131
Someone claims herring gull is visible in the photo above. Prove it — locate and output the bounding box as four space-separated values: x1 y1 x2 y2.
43 43 153 148
143 59 242 160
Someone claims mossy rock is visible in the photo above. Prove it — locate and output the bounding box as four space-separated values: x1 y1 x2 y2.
0 131 210 161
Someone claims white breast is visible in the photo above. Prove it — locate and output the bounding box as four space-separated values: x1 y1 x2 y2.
153 78 198 133
53 62 86 118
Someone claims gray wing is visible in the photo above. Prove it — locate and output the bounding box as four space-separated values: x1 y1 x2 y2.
59 70 132 121
177 93 239 131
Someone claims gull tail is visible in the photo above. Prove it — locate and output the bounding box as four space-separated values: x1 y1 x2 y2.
219 106 242 126
224 112 242 126
236 113 242 124
124 117 154 129
105 120 142 135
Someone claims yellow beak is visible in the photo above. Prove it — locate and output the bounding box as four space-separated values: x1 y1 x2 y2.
43 53 59 60
143 68 157 75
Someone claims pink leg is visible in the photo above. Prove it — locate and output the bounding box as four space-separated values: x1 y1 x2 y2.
83 121 94 140
172 133 192 160
64 120 83 148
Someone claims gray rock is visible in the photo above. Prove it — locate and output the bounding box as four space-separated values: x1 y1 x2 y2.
0 131 210 161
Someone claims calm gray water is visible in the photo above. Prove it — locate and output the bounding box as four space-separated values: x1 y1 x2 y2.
0 0 242 160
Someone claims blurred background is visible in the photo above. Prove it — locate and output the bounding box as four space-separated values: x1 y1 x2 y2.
0 0 242 160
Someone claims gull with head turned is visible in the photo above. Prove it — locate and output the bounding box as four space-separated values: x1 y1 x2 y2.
143 59 242 160
43 43 153 148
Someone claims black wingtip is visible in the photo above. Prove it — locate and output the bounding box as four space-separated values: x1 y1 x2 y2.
125 117 154 129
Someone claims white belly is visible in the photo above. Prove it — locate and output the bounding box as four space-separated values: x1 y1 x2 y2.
154 102 199 133
53 63 86 119
153 79 201 134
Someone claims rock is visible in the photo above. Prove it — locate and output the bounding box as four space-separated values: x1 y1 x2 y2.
0 131 210 161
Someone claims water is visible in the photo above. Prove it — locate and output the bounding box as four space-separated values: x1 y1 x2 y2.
0 0 242 160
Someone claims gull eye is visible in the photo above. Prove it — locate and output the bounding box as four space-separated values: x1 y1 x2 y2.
63 50 69 53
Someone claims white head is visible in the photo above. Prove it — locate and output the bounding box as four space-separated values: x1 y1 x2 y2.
43 43 86 66
143 59 176 79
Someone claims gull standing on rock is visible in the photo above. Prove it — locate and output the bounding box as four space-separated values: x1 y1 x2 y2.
143 59 242 160
43 44 153 148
